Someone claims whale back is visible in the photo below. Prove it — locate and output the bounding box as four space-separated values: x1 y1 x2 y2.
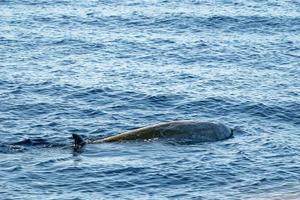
77 121 233 144
158 121 232 142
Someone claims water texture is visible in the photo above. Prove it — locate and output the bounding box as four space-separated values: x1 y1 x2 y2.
0 0 299 199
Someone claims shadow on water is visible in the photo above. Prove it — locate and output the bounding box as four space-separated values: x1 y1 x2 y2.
11 138 51 146
0 137 72 154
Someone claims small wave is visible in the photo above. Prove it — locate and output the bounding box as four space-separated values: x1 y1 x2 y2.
143 94 183 108
114 14 300 33
242 102 300 124
0 143 27 153
176 97 299 124
9 102 59 117
66 86 113 99
49 38 105 53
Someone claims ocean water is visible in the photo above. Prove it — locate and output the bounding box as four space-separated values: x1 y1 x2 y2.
0 0 299 199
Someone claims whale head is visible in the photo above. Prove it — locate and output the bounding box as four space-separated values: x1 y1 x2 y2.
216 123 233 140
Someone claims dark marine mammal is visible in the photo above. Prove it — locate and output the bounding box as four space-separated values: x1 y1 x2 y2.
72 121 233 148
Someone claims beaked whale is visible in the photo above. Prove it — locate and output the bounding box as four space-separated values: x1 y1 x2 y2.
72 121 233 148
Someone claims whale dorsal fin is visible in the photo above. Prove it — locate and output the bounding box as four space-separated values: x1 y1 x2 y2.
72 134 86 148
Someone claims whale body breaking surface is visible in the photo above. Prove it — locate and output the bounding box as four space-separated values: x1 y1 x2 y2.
73 121 233 147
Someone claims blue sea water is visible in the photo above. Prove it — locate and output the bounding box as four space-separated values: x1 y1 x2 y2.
0 0 300 199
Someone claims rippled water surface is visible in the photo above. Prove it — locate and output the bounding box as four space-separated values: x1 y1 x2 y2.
1 0 300 199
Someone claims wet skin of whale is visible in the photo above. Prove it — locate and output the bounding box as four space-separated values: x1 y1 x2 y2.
73 121 233 147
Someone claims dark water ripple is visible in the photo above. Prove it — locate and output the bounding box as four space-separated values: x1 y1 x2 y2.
1 0 300 199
